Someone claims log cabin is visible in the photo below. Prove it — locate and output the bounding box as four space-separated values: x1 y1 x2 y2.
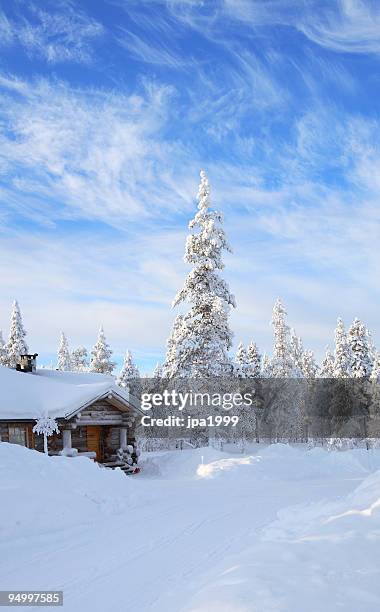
0 363 144 473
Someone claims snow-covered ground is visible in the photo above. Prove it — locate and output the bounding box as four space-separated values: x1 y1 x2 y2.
1 443 380 611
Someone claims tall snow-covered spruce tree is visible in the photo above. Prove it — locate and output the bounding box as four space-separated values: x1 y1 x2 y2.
90 326 115 374
5 300 28 368
164 170 236 378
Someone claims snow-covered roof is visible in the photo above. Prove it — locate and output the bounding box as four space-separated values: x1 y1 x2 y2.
0 366 142 420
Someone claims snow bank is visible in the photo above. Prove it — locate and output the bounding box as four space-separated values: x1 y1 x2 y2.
140 443 379 482
139 447 231 480
0 443 142 539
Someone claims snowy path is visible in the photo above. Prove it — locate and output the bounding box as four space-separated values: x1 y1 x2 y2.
1 444 380 611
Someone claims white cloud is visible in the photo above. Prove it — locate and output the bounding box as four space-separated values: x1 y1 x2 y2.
299 0 380 55
0 2 104 64
159 0 380 56
117 27 191 68
0 74 198 225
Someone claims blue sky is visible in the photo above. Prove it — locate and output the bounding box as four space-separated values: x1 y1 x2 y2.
0 0 379 372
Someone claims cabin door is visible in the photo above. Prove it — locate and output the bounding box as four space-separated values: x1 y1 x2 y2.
86 426 103 462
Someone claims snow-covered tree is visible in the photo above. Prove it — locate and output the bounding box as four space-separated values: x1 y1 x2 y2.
164 170 236 377
289 329 304 375
270 298 294 377
320 347 335 378
117 350 140 388
370 352 380 381
367 330 377 367
301 350 318 378
153 362 163 379
0 330 7 365
163 314 184 378
71 346 89 372
56 332 71 371
33 415 60 454
5 300 28 368
89 326 115 374
234 342 249 378
348 318 373 378
261 353 273 378
333 318 351 378
246 341 261 377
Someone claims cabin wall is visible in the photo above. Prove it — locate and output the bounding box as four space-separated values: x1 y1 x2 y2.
0 423 8 442
0 422 35 447
71 427 89 453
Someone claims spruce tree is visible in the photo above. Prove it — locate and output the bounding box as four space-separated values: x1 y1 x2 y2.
270 298 294 377
301 350 318 378
164 170 236 377
117 350 140 388
261 353 272 377
71 346 89 372
247 341 261 377
163 314 184 378
234 342 249 378
320 347 335 377
5 300 28 368
347 318 372 378
153 362 163 379
289 329 304 375
89 326 115 374
370 352 380 381
333 317 351 378
57 332 71 371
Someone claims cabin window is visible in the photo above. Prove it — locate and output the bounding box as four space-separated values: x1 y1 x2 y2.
8 426 27 447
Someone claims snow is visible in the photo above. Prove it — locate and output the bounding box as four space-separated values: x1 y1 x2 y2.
0 365 132 419
1 443 380 611
0 443 140 538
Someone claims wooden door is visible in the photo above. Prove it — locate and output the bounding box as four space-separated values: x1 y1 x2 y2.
86 426 103 461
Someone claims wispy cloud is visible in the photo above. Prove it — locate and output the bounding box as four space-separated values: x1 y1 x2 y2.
0 74 197 226
117 27 191 68
150 0 380 56
0 1 104 64
299 0 380 55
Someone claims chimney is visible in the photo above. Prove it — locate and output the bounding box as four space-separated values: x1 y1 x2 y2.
16 353 38 373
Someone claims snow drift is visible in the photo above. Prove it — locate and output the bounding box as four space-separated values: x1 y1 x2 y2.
0 443 143 539
140 443 380 481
